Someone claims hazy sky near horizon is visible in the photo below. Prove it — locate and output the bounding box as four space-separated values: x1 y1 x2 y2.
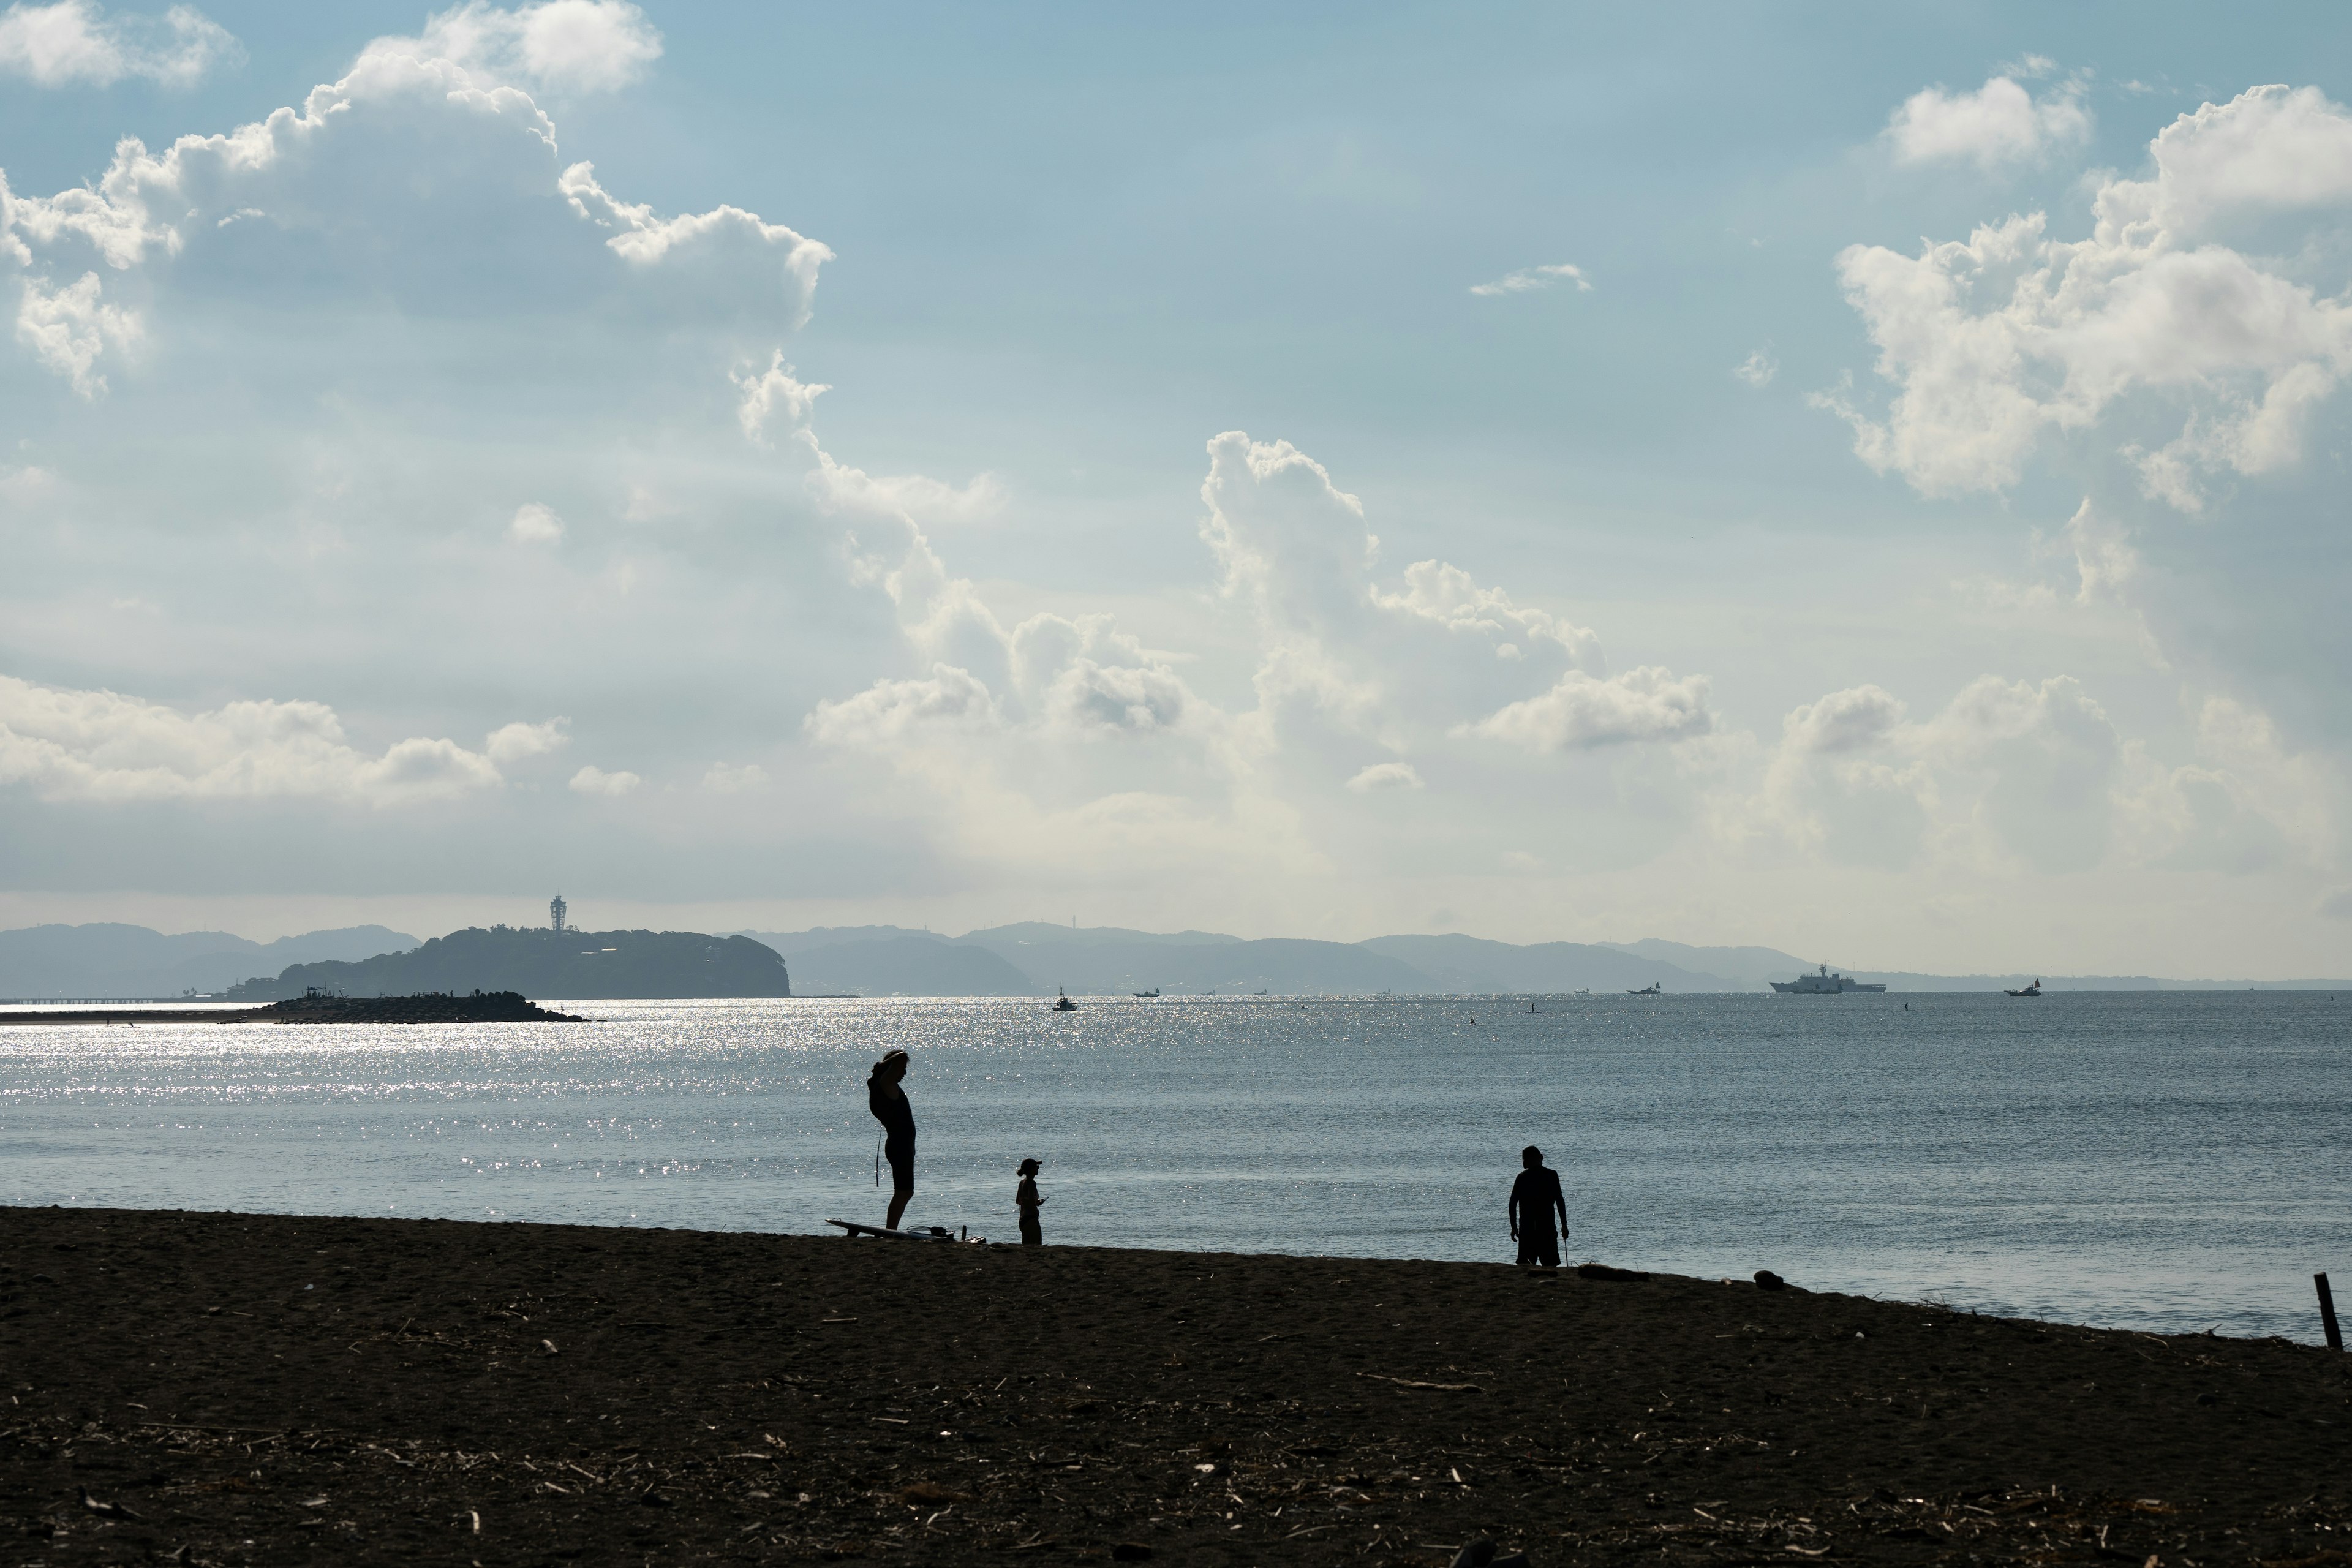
4 1 2352 976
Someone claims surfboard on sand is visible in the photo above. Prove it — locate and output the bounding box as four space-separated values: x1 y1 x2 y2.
825 1218 972 1242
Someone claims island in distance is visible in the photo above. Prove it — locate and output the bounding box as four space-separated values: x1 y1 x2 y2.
222 925 792 1001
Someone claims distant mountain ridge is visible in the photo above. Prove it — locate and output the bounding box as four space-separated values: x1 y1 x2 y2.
0 923 418 999
737 924 2352 995
737 923 1740 996
7 919 2338 1001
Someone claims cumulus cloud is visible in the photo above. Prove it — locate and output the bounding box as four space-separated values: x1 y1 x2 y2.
1196 432 1651 756
730 350 827 447
507 502 564 543
484 717 568 763
1346 761 1423 793
1783 684 1905 753
805 665 1002 750
567 763 639 796
1469 262 1591 297
2056 498 2142 606
1825 85 2352 504
1458 667 1714 753
377 1 660 94
15 271 139 398
1886 72 2090 169
559 161 832 328
0 673 502 804
0 20 828 399
0 1 240 88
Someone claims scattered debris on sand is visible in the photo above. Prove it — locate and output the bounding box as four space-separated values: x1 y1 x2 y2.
3 1206 2348 1564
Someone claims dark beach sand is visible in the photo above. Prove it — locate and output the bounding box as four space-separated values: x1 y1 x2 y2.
4 1207 2348 1566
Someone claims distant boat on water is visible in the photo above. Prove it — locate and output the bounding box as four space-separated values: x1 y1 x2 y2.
1770 963 1887 995
1053 986 1078 1012
2005 979 2044 997
1629 982 1662 996
1133 987 1160 998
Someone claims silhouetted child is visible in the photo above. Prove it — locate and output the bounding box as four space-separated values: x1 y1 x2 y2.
1016 1157 1047 1246
1509 1144 1569 1269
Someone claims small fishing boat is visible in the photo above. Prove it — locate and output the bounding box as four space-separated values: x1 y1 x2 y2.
1053 986 1078 1012
1133 987 1160 997
2005 979 2044 997
1629 982 1662 996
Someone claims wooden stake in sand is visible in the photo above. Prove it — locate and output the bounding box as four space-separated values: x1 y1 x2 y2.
2318 1272 2344 1352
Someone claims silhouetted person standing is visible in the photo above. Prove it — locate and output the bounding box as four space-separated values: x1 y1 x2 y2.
1016 1156 1047 1246
1509 1144 1568 1269
869 1049 916 1230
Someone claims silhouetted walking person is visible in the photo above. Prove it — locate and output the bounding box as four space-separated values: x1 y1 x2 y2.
1016 1156 1047 1246
1509 1144 1568 1269
869 1049 916 1230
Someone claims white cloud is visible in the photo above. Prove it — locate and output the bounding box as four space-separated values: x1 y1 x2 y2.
559 161 832 328
730 350 827 447
1886 72 2090 169
379 0 660 95
1827 85 2352 503
1040 658 1197 735
1457 667 1714 753
1346 761 1423 793
15 271 139 398
805 665 1003 750
1195 431 1642 756
2056 498 2141 606
567 763 639 796
1783 684 1905 753
484 717 568 763
507 501 564 544
1469 262 1592 297
0 1 240 88
0 26 829 399
0 673 502 804
701 761 767 793
1732 349 1777 388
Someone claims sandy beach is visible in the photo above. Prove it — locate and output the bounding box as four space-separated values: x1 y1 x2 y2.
4 1205 2348 1565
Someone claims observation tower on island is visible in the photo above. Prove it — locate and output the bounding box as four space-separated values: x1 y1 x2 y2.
550 895 568 933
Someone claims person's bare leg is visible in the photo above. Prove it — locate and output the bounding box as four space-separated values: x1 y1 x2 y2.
886 1180 912 1230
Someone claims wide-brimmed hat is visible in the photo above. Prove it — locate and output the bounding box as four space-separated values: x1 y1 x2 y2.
1017 1157 1041 1174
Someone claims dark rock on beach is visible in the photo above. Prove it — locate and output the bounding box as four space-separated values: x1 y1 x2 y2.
3 1206 2350 1564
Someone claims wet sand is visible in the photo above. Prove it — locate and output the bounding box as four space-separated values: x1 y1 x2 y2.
3 1205 2348 1564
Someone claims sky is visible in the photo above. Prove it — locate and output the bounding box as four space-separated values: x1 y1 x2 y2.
2 1 2350 978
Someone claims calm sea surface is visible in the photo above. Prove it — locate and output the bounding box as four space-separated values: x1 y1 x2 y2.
2 993 2348 1341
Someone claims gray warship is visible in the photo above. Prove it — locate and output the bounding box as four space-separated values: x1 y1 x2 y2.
1770 963 1887 995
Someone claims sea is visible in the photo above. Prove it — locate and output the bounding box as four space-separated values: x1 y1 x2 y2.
2 992 2348 1343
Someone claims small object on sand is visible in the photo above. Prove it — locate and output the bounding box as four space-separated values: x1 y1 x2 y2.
80 1487 139 1520
2318 1272 2344 1351
1576 1262 1649 1282
1754 1269 1788 1291
1450 1541 1531 1568
1356 1372 1483 1393
825 1218 962 1242
543 1338 560 1355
